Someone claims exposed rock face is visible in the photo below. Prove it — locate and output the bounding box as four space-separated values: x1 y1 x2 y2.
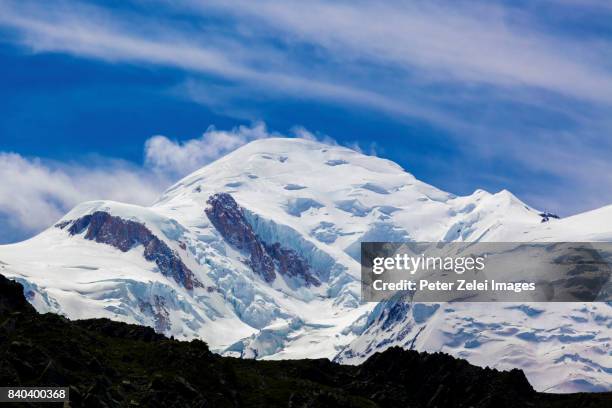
59 211 199 290
539 212 561 223
205 193 276 283
265 243 320 287
206 193 319 286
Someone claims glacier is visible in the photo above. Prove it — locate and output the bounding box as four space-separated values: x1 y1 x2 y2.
0 137 609 393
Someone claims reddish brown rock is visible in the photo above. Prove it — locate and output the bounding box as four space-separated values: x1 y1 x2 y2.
206 193 319 286
60 212 200 290
205 193 276 282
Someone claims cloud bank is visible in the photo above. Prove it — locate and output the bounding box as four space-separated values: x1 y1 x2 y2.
144 122 272 178
0 153 163 243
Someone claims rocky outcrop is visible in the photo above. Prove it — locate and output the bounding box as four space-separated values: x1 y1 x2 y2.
0 273 35 315
265 243 320 287
58 212 199 290
205 193 276 283
206 193 319 286
539 212 561 222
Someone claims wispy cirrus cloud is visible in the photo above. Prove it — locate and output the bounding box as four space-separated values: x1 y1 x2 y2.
1 0 612 219
1 2 611 151
189 0 612 104
2 0 612 121
0 0 453 128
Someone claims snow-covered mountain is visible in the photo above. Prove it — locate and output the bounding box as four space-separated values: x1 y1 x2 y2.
0 138 609 393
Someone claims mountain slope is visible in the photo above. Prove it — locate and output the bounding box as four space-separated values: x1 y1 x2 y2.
0 137 609 393
3 273 611 408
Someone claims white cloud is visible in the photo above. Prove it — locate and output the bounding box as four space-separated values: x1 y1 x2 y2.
144 122 272 178
290 126 337 146
2 0 612 133
189 0 612 104
144 121 373 178
0 153 165 243
0 0 449 128
291 126 379 156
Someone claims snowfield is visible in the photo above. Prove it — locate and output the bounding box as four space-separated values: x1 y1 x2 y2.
0 137 609 392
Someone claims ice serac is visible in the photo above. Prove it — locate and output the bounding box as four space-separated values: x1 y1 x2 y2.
205 192 320 286
59 211 200 290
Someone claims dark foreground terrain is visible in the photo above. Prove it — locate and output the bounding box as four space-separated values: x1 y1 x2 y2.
0 274 610 408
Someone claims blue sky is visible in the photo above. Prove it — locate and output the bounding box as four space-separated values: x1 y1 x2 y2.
1 0 612 243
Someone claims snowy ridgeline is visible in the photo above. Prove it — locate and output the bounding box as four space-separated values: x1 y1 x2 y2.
0 137 610 393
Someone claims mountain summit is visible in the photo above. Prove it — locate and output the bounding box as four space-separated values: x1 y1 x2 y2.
0 137 610 392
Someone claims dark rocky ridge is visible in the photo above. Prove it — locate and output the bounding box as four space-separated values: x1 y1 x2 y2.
205 193 320 286
2 274 611 408
205 193 275 283
540 212 561 223
57 211 200 290
264 242 320 286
